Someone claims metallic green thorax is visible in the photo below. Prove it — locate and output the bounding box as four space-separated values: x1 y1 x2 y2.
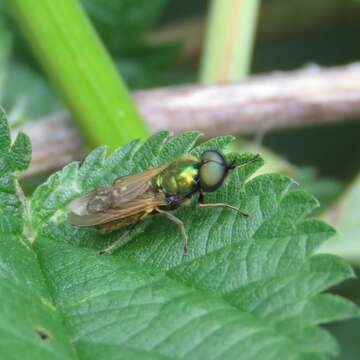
153 157 199 195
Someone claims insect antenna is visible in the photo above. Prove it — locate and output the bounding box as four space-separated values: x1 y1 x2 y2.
229 153 260 170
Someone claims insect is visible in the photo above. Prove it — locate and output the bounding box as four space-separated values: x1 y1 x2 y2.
68 150 259 256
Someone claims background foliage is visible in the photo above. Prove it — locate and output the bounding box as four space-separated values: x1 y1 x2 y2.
1 0 360 359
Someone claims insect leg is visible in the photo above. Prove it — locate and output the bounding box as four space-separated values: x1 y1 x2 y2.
198 193 249 218
97 228 132 256
199 191 205 204
156 208 189 256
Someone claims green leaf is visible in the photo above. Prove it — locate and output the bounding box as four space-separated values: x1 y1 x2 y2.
81 0 169 55
0 20 62 122
229 140 344 212
3 61 62 120
319 172 360 265
82 0 167 35
0 109 358 359
0 21 12 101
0 108 76 359
293 167 344 212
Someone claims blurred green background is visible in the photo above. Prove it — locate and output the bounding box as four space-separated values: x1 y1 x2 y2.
1 1 360 358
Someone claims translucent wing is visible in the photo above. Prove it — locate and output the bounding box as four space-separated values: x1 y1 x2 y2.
67 165 168 227
68 191 168 226
111 165 167 205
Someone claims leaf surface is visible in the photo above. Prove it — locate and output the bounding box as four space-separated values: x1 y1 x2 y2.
0 110 358 360
0 109 76 360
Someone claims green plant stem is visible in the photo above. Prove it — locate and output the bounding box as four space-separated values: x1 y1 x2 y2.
10 0 149 151
200 0 260 83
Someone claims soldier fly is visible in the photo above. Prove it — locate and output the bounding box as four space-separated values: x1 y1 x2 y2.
68 150 259 255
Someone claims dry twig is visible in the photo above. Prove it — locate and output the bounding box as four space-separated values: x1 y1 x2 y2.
15 63 360 179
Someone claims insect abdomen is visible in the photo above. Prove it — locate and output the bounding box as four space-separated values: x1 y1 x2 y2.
87 187 113 213
96 212 145 233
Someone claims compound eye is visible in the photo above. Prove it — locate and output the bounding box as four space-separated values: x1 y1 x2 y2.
199 151 227 192
201 150 224 164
